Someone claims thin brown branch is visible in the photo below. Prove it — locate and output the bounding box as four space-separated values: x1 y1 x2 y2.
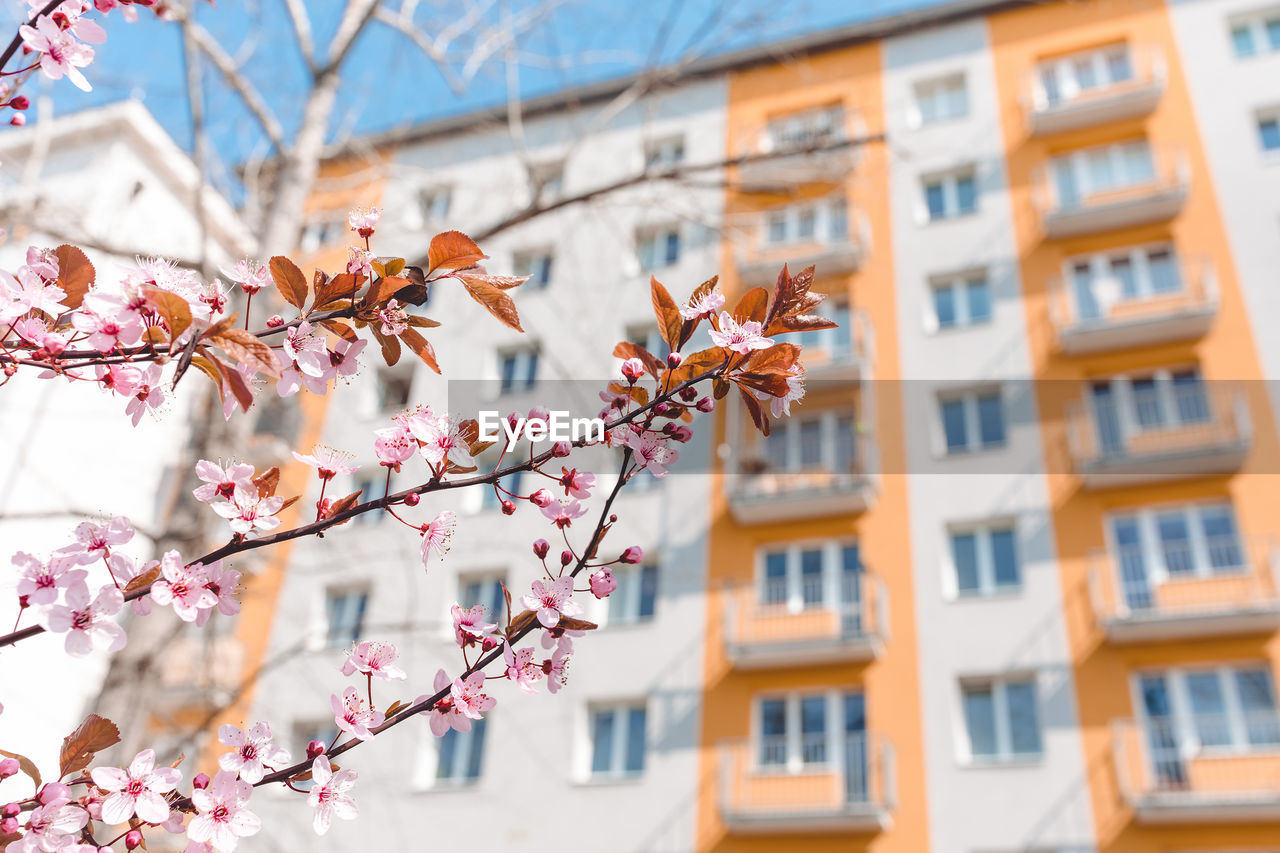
182 19 286 152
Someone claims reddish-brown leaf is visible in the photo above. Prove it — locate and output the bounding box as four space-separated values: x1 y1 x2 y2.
734 287 769 324
189 353 226 402
315 273 361 309
459 277 523 332
740 387 770 436
368 275 409 306
384 699 409 718
0 749 41 791
59 714 120 779
372 328 402 366
767 312 839 335
741 343 801 376
324 490 363 526
399 327 441 374
140 286 193 344
279 495 300 513
558 616 598 632
650 276 682 352
201 314 238 341
220 357 254 412
735 372 792 398
253 467 281 498
318 318 359 343
209 328 281 379
53 245 94 311
507 609 539 637
665 346 726 388
427 231 486 274
124 564 162 594
612 341 664 378
458 271 528 290
406 315 441 328
269 256 309 310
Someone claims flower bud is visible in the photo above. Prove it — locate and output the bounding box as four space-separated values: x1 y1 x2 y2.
621 358 645 383
125 830 144 850
553 441 572 457
0 818 16 836
654 402 671 416
527 405 550 424
500 499 516 515
9 96 29 111
9 114 25 127
306 741 326 760
529 488 553 508
670 425 693 443
266 314 285 328
506 411 521 430
38 783 70 806
1 803 18 818
620 545 643 564
482 636 500 651
403 493 420 507
696 397 715 413
589 567 618 599
193 773 211 789
680 386 698 402
0 759 18 780
533 539 550 559
667 352 683 368
560 550 573 566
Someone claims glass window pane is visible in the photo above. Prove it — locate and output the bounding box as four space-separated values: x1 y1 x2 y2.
1131 378 1164 429
955 174 977 214
844 692 866 733
1267 17 1280 49
925 182 946 220
1200 506 1243 570
638 564 659 618
1147 250 1180 294
759 698 786 769
800 696 827 764
942 400 968 452
664 231 680 265
933 285 957 329
765 427 788 471
977 394 1005 447
1105 47 1132 83
464 718 487 779
1232 24 1255 57
952 532 980 594
963 687 998 757
1109 257 1138 299
1087 149 1115 191
1171 371 1209 424
1236 669 1280 746
1187 673 1231 747
1073 56 1098 90
834 415 857 473
768 212 787 243
828 200 848 240
798 420 822 468
1260 118 1280 152
800 550 824 606
990 529 1019 588
966 279 991 324
1006 682 1042 755
1122 142 1155 184
947 80 968 118
437 729 459 780
797 207 817 240
591 711 615 774
624 707 646 773
1157 513 1194 575
763 552 788 604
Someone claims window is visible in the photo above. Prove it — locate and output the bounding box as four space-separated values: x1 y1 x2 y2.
636 226 681 272
961 677 1042 762
644 136 685 169
1108 502 1245 611
950 524 1019 597
1137 666 1280 760
939 390 1005 454
922 169 978 221
480 468 522 511
532 161 565 200
458 574 506 620
353 476 387 525
1035 43 1134 109
300 216 344 253
498 346 538 393
589 703 647 778
764 105 844 152
324 588 368 649
1088 368 1209 453
1229 10 1280 57
435 718 487 785
512 249 553 290
1065 244 1183 322
913 73 968 125
607 564 659 625
759 541 863 614
375 368 413 412
1258 112 1280 153
416 187 451 225
755 692 866 775
761 410 857 475
625 324 671 361
930 273 990 330
1049 140 1156 210
762 197 848 246
795 298 851 358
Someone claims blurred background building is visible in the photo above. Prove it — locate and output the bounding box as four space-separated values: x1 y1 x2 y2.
4 0 1280 851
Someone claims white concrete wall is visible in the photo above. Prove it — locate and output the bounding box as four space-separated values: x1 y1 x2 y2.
882 19 1096 853
248 79 726 852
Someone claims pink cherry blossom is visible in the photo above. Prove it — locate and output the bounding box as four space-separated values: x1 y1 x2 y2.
187 771 260 852
680 288 725 320
307 756 357 836
346 247 374 279
18 16 95 91
709 311 774 354
14 791 88 852
624 429 679 477
521 577 584 629
419 510 456 566
450 671 496 721
503 641 542 694
347 206 380 237
340 640 406 681
543 644 571 694
292 445 359 481
124 364 165 426
377 299 408 336
192 460 255 504
94 364 141 398
620 357 645 383
419 669 469 736
759 370 806 418
540 499 587 529
211 487 284 536
283 321 329 378
0 263 68 324
451 603 498 648
13 552 86 607
194 562 242 626
328 337 366 381
589 567 617 599
147 552 216 622
217 722 290 784
374 423 416 470
540 625 585 654
70 292 144 352
559 467 595 499
331 687 384 741
219 260 270 295
43 583 125 657
59 516 133 566
90 748 181 825
407 412 474 472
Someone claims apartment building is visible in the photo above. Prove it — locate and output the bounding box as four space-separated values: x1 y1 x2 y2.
214 1 1280 851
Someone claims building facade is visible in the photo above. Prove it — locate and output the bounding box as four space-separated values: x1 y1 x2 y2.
220 1 1280 851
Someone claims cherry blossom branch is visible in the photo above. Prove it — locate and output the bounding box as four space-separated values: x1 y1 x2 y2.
0 0 62 74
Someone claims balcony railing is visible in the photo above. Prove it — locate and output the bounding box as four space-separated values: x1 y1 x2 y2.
727 431 878 524
723 572 888 668
733 209 870 288
1114 717 1280 822
1089 536 1280 642
1022 45 1166 136
1034 145 1189 239
735 120 862 192
719 734 896 834
1065 385 1251 487
1048 258 1218 355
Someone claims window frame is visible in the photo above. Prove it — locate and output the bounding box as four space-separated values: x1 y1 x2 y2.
959 675 1044 764
911 72 969 126
1228 9 1280 58
497 345 540 393
1257 108 1280 156
947 521 1021 599
1032 42 1135 111
1133 665 1280 756
1105 500 1246 587
321 585 370 650
763 104 846 153
929 271 992 331
635 225 682 273
511 248 554 290
587 701 648 780
605 563 660 627
938 388 1007 455
921 167 979 222
756 539 862 612
760 408 859 474
751 690 866 774
1048 139 1157 210
761 196 849 248
644 135 686 170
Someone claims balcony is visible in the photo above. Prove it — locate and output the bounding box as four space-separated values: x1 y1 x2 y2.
1089 537 1280 643
727 432 877 525
1048 259 1218 355
1035 146 1189 239
735 116 861 192
1023 46 1166 136
787 308 872 382
723 573 888 668
719 734 896 834
1114 717 1280 823
732 208 870 288
1065 385 1251 488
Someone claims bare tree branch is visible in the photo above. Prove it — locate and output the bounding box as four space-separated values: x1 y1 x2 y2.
323 0 386 76
183 19 286 153
282 0 318 75
371 4 467 94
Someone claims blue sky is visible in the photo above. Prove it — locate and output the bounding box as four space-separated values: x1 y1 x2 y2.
4 0 944 188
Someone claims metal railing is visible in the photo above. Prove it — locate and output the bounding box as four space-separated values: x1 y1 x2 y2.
724 572 888 652
1022 44 1166 118
1048 256 1216 334
1034 144 1189 220
719 733 896 817
1114 716 1280 802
